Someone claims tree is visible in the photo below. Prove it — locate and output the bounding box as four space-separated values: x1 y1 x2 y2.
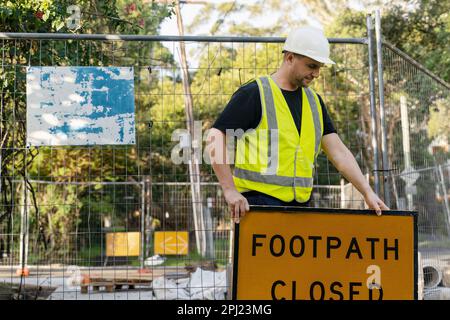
332 1 450 82
183 0 449 191
0 0 174 258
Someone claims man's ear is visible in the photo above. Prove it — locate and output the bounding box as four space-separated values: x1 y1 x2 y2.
285 52 294 64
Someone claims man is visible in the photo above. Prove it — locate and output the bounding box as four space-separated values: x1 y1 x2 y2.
206 27 389 223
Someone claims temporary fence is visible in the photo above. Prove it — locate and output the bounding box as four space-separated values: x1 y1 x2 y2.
380 41 450 298
0 12 448 300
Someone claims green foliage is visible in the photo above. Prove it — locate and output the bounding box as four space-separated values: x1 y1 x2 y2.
0 0 174 259
33 184 82 258
0 0 174 33
1 0 448 264
383 1 450 82
428 98 450 139
1 0 65 32
330 2 450 83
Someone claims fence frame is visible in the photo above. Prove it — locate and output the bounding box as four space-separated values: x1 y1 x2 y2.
0 30 383 194
0 11 449 299
1 15 449 204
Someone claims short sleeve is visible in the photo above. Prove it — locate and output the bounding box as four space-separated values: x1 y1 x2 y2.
317 94 337 135
212 82 262 133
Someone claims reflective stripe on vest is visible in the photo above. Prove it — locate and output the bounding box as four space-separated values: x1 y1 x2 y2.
305 87 322 158
233 75 323 201
259 76 278 175
234 167 314 188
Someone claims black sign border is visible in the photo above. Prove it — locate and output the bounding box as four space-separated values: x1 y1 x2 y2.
232 206 418 300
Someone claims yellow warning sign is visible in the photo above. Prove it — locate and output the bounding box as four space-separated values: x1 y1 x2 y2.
154 231 189 255
106 232 141 257
233 208 417 300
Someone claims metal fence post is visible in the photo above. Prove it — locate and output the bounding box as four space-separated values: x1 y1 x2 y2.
140 180 145 269
437 165 450 236
375 10 391 207
366 14 381 195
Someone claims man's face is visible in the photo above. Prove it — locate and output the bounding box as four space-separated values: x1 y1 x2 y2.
287 53 324 87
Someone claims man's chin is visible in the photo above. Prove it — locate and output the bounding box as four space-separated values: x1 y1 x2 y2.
301 80 312 87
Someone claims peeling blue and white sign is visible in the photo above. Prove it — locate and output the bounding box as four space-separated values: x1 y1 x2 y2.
26 66 135 146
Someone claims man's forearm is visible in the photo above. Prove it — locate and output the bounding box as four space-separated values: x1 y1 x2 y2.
211 163 236 192
319 133 388 213
322 134 373 197
206 128 237 192
207 128 249 219
333 148 373 196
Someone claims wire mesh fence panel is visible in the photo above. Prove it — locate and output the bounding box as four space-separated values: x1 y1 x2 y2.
381 44 450 297
0 32 448 299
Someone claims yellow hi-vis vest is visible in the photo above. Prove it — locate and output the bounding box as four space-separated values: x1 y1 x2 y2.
232 76 324 203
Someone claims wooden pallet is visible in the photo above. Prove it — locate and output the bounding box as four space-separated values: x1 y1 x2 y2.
80 278 152 294
79 268 190 294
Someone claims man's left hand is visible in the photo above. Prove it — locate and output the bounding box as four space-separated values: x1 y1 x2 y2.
364 191 390 216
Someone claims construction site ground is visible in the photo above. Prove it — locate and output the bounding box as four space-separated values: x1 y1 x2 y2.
0 265 190 300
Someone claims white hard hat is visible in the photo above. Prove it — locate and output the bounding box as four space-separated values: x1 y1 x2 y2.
283 26 335 65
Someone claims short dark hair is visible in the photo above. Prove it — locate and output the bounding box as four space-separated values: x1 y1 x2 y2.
282 50 305 60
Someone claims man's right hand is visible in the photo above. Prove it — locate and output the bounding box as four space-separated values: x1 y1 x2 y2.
223 189 250 224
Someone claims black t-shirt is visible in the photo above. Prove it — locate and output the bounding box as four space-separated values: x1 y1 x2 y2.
213 80 336 135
